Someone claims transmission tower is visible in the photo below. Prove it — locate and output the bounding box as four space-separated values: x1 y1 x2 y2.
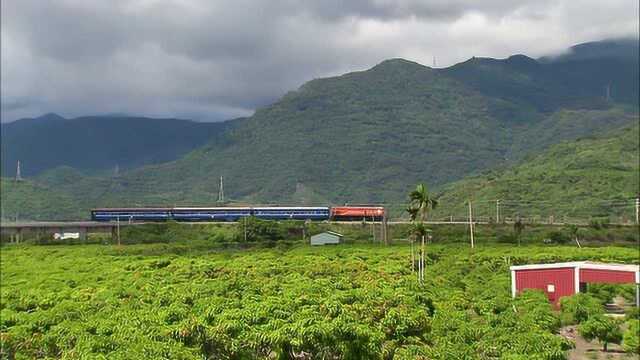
15 161 23 182
217 176 225 203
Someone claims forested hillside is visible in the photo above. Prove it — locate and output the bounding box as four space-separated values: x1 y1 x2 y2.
0 177 82 221
71 51 635 208
1 39 638 220
433 123 640 222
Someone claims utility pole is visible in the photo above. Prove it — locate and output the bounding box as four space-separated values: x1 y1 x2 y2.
116 216 121 246
371 216 376 243
468 200 475 248
411 237 415 274
605 83 611 102
420 233 425 284
382 210 388 245
635 197 639 225
496 199 500 224
244 216 247 242
15 161 22 182
302 219 308 243
217 176 225 204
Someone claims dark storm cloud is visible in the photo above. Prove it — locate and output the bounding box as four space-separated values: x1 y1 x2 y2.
1 0 638 122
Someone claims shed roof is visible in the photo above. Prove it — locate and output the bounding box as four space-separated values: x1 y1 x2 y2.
312 231 343 237
510 261 639 272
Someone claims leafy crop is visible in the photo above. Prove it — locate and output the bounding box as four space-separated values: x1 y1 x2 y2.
1 243 637 359
623 319 640 354
559 293 603 325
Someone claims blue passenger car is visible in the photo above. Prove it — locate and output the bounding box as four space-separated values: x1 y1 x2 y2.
171 207 252 222
252 207 330 221
91 208 171 221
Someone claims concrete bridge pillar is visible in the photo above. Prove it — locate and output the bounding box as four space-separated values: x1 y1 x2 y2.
79 228 87 242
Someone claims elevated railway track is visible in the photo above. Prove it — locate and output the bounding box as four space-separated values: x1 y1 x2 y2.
2 216 635 244
0 221 142 243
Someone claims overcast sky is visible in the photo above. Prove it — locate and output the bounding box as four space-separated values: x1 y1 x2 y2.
1 0 638 122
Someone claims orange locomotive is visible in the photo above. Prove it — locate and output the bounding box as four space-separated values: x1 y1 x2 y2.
330 206 385 221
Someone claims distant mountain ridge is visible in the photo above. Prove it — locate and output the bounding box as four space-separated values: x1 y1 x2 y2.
1 38 638 220
1 114 236 176
539 37 639 63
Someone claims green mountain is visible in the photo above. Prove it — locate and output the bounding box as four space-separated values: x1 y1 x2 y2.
1 114 235 176
0 177 82 221
4 120 637 222
433 122 640 222
2 39 638 220
83 55 636 205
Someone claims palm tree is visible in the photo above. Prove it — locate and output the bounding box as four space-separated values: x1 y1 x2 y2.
408 184 438 223
566 224 582 248
406 184 438 284
513 218 525 246
410 222 429 281
406 206 418 274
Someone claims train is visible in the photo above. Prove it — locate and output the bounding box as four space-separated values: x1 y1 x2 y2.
91 205 385 222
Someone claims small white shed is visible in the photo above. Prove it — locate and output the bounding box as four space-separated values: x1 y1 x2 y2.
310 231 343 246
54 232 80 240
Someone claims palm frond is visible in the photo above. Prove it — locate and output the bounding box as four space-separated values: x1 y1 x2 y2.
406 206 419 221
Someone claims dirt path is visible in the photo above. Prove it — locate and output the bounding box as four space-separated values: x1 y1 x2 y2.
561 325 638 360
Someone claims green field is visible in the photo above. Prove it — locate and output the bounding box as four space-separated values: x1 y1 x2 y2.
1 240 638 359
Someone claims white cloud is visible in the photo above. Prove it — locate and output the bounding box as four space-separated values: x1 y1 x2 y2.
1 0 637 122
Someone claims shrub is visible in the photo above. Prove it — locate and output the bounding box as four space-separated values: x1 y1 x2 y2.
589 218 609 230
233 217 304 242
497 234 517 244
559 293 603 325
625 307 640 321
578 315 622 352
513 220 525 245
623 319 639 354
586 283 636 306
514 290 561 332
545 231 570 244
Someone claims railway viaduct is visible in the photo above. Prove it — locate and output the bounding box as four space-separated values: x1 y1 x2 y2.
0 221 137 243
